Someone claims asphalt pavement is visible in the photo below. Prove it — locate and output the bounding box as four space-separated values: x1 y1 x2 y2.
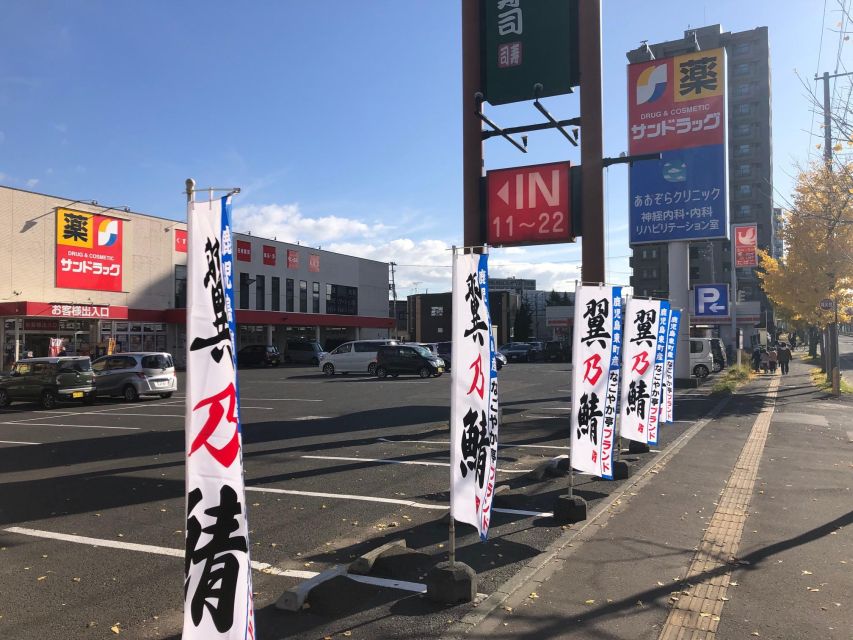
0 360 735 639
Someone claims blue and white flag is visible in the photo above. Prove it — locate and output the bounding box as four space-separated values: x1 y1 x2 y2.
450 251 499 540
184 196 255 640
661 309 681 424
647 301 670 445
570 284 622 479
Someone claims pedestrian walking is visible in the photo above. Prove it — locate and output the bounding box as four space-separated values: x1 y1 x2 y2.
768 346 778 374
778 342 792 375
751 347 762 372
789 333 797 351
759 347 770 374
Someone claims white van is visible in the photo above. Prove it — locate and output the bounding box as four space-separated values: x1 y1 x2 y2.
319 340 398 376
689 338 715 378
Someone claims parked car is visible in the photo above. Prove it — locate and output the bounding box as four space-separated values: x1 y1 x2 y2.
527 341 545 361
543 340 571 362
501 342 533 362
236 344 281 368
91 352 177 401
709 337 727 372
433 341 504 370
689 338 716 378
0 356 96 409
375 344 445 378
319 339 398 376
284 339 326 365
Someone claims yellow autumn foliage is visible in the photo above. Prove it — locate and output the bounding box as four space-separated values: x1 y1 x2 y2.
758 162 853 326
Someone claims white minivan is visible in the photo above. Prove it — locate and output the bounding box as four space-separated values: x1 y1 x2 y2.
689 338 715 378
319 340 398 376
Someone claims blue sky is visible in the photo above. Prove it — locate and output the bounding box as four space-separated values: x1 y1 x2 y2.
0 1 839 295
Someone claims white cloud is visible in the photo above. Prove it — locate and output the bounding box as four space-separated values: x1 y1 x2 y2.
232 203 388 245
25 178 39 188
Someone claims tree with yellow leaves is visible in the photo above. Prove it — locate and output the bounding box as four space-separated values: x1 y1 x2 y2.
758 162 853 355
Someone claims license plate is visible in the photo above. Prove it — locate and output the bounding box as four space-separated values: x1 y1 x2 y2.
437 367 444 373
154 381 170 388
72 391 83 399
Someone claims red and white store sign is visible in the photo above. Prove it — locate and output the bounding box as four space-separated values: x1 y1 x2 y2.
287 249 299 270
175 229 188 252
733 223 758 268
309 254 320 273
263 245 276 266
236 240 252 262
3 302 130 320
56 208 124 293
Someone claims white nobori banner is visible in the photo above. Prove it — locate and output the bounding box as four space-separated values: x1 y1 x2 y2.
619 297 666 445
184 196 255 640
449 251 499 540
660 309 681 424
648 301 670 445
570 284 622 479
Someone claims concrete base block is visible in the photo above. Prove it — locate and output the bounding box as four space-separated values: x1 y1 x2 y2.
275 565 346 611
349 539 407 575
553 494 587 524
628 440 650 454
426 561 477 604
612 460 631 480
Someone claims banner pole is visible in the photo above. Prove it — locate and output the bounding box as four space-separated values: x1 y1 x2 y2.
449 245 457 569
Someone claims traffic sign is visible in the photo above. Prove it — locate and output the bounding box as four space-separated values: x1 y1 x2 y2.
694 284 729 317
486 161 573 247
819 298 835 311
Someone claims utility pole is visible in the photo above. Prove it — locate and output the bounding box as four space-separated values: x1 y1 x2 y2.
389 262 398 339
815 70 853 393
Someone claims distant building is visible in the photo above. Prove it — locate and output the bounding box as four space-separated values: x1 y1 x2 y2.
488 277 536 295
406 292 515 345
772 207 784 259
627 24 775 341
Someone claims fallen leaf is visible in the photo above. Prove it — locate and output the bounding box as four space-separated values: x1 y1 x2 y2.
730 581 739 586
808 587 820 592
343 632 352 637
528 592 539 599
72 577 81 582
584 599 595 605
751 633 760 637
699 612 711 618
37 576 47 581
802 570 813 575
111 625 121 634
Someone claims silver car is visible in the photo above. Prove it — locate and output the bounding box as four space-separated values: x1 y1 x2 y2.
92 352 177 401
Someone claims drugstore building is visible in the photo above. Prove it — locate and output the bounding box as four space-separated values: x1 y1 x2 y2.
0 186 393 367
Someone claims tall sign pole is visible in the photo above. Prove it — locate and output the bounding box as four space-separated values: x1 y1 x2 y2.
462 0 483 248
579 0 605 283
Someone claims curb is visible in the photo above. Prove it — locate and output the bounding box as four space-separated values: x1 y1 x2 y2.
448 389 738 636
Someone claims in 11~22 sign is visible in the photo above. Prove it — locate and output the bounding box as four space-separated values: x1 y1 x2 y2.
486 161 573 247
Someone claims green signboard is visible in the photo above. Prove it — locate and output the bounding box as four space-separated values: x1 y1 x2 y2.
481 0 578 106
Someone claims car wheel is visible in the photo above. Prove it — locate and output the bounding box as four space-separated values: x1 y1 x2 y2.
123 385 140 402
323 363 335 376
41 390 57 410
693 364 710 379
0 389 9 407
367 363 377 376
418 367 431 379
376 366 388 379
712 362 722 373
159 392 173 399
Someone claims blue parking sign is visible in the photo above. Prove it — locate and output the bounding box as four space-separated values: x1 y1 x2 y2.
694 284 729 317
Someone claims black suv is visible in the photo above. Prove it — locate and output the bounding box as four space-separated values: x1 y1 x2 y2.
544 340 571 362
236 345 281 367
375 344 445 378
0 356 96 409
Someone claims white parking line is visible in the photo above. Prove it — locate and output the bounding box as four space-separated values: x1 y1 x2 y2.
246 486 552 518
175 395 323 402
0 440 40 445
376 437 569 451
0 421 140 430
2 527 428 592
302 455 532 474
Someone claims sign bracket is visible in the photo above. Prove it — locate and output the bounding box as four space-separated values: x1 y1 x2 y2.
475 93 528 153
533 84 578 146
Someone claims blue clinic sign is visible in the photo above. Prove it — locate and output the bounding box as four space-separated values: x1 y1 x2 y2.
694 284 729 317
629 144 728 244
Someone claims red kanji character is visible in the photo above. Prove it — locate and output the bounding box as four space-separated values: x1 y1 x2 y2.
467 354 485 399
631 351 651 375
591 450 598 463
190 383 240 467
582 354 603 386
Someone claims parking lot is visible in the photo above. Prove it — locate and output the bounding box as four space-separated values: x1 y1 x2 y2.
0 362 721 639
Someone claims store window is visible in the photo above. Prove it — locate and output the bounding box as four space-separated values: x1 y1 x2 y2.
326 284 358 315
286 278 294 312
175 264 187 308
736 103 752 115
272 277 281 311
299 280 308 313
256 274 266 310
240 273 251 310
312 282 320 313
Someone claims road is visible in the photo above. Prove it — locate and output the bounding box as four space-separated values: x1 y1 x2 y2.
0 361 722 639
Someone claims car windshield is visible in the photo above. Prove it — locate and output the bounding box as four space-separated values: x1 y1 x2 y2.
412 345 433 358
59 359 92 372
142 354 172 369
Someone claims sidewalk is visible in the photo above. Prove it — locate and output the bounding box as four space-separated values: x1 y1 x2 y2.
455 357 853 639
